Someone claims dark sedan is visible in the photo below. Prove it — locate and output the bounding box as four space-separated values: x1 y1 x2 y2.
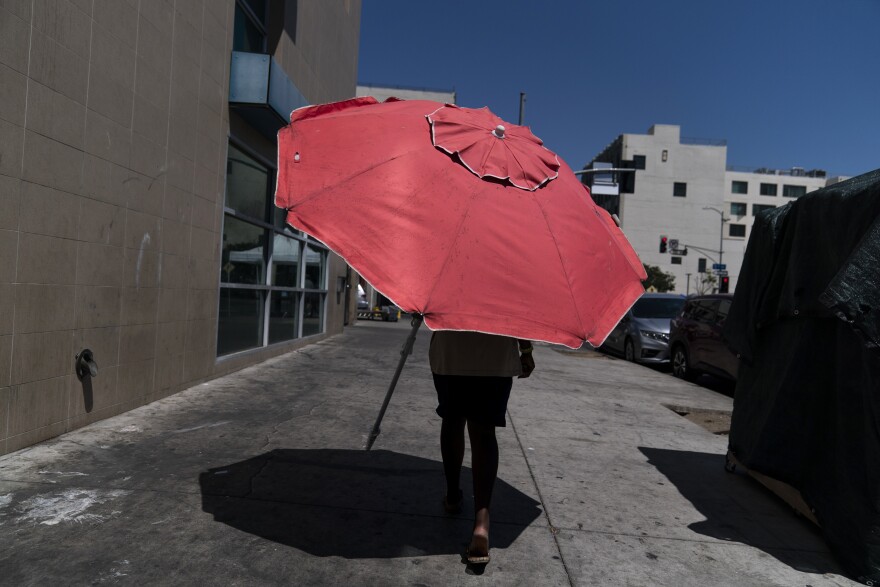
668 294 738 381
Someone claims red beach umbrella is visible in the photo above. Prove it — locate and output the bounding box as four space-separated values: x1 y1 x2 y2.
275 97 646 446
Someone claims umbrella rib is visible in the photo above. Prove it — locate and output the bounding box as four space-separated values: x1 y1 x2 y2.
288 152 412 210
530 193 588 341
422 187 483 315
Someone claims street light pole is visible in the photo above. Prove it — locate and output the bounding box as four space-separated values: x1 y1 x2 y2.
702 206 727 267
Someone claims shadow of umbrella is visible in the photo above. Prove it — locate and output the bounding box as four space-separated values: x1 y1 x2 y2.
639 447 847 578
199 449 542 558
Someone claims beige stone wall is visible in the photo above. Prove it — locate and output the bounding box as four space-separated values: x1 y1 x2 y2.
0 0 361 455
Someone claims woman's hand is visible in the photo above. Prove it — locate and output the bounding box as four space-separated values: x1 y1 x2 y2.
517 340 535 378
519 352 535 378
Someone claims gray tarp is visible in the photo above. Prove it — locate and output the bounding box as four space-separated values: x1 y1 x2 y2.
724 169 880 583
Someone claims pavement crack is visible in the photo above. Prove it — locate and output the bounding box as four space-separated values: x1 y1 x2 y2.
244 458 272 499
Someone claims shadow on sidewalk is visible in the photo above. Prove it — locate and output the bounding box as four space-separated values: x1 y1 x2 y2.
640 447 843 577
199 449 541 558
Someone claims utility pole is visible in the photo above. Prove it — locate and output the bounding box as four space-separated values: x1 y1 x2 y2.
519 92 526 125
686 273 691 296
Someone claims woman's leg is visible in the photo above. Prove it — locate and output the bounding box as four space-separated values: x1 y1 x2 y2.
440 416 466 503
467 420 499 557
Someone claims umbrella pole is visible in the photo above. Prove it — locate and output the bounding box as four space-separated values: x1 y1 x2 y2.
365 313 424 450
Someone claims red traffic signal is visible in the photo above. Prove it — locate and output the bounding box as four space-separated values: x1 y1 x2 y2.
659 235 668 253
719 276 730 293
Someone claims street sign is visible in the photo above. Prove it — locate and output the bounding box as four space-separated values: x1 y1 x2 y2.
715 270 729 276
712 263 726 270
669 239 679 250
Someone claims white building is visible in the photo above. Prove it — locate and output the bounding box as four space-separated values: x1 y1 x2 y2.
584 125 842 294
356 83 456 104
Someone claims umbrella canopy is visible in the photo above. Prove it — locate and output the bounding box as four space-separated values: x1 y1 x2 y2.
276 97 646 348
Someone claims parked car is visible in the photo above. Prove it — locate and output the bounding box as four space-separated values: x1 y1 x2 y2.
668 294 738 381
601 293 686 364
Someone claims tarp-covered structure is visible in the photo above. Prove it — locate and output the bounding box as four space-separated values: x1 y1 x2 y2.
724 169 880 583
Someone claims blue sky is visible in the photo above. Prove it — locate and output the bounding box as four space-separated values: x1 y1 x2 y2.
357 0 879 178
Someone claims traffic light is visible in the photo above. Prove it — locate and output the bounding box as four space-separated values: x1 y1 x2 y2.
719 276 730 293
659 235 668 253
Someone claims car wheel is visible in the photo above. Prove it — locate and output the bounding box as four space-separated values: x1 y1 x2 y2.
672 345 696 381
624 338 636 362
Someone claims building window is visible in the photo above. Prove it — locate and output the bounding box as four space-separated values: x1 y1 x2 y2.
671 256 682 265
783 184 807 198
673 182 687 197
233 0 268 52
730 202 747 216
753 204 776 216
731 180 748 194
729 224 746 238
218 140 329 357
633 155 646 170
760 183 777 196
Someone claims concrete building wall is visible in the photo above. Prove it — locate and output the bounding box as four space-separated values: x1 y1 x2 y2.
720 170 827 292
0 0 360 456
616 125 727 293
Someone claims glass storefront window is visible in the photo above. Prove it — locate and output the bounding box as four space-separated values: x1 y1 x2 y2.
218 288 264 355
225 144 270 221
272 234 301 287
302 292 324 336
269 291 299 344
221 215 266 285
305 244 326 290
218 139 331 357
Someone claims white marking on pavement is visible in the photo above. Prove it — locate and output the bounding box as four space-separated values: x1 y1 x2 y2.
172 421 231 434
15 489 130 526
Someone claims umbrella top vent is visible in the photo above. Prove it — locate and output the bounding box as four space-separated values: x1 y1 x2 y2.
428 104 560 191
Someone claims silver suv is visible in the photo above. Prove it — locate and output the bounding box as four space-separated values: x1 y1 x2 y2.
601 293 686 364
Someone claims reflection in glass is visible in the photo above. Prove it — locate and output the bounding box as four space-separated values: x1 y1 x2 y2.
305 245 326 289
269 291 299 344
272 234 300 287
218 288 263 355
221 215 266 284
302 293 324 336
273 206 301 236
232 4 264 52
225 144 269 221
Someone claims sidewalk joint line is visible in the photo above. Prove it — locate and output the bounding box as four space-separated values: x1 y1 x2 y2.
508 412 575 587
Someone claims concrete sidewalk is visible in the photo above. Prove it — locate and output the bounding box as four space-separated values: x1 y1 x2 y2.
0 320 858 586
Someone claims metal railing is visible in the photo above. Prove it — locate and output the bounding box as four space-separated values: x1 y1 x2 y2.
681 136 727 147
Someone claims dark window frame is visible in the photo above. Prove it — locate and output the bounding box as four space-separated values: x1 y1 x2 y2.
673 182 687 197
760 183 777 196
783 184 807 198
752 204 776 217
729 223 747 238
731 180 748 194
